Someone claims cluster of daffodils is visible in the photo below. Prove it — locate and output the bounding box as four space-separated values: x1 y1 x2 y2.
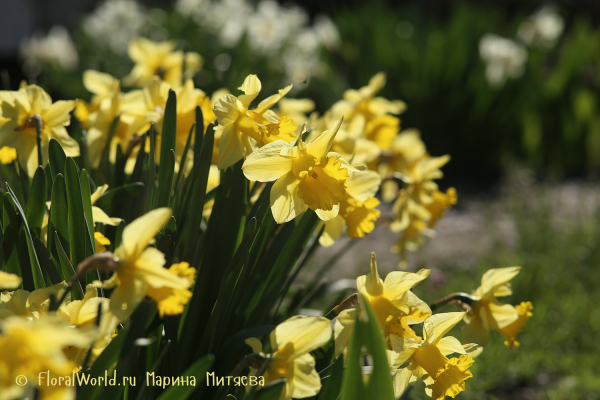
0 208 196 398
237 254 533 400
0 32 533 400
338 254 532 399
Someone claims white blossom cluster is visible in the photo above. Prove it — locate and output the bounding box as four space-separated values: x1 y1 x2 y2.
176 0 340 84
479 4 564 87
83 0 147 54
19 26 79 76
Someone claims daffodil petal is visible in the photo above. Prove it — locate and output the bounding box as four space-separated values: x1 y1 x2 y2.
269 315 332 360
109 278 147 321
118 208 172 259
437 336 468 357
307 118 343 159
242 140 293 181
270 171 307 223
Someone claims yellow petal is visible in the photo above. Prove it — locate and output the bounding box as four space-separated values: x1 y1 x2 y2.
135 248 189 289
90 184 109 204
488 302 519 329
393 367 416 398
318 215 345 247
254 84 293 115
118 208 172 260
423 312 466 345
83 70 119 97
269 315 332 360
43 100 75 128
109 277 147 321
498 301 533 349
216 125 245 170
242 140 293 181
333 308 355 357
314 204 340 221
357 252 384 297
92 206 121 226
270 171 307 223
383 269 430 303
0 271 22 290
477 267 521 299
245 337 263 353
287 353 322 399
306 118 343 159
436 336 468 357
238 75 262 109
345 170 381 202
0 146 17 164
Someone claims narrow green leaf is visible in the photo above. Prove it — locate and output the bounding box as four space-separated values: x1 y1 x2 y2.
6 184 45 289
48 138 67 180
193 105 204 167
317 354 344 400
77 325 127 399
2 194 22 279
64 157 95 272
156 354 215 400
175 125 214 261
25 166 47 239
93 182 144 211
251 378 286 400
80 170 96 246
33 238 61 285
142 126 156 213
173 122 195 196
54 232 84 300
49 174 70 263
340 294 395 400
157 149 175 208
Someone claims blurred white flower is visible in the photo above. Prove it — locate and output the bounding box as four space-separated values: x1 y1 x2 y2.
247 1 308 55
479 34 528 87
20 26 79 74
517 5 564 48
84 0 147 54
313 15 341 50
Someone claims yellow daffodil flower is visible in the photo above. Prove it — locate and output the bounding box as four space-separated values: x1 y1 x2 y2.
0 84 77 176
146 262 196 318
58 284 119 368
391 312 475 400
0 146 17 164
214 74 293 169
274 98 315 128
425 188 457 228
90 184 122 226
319 169 382 246
365 114 401 151
0 282 68 320
334 253 431 356
0 315 94 400
120 77 210 172
331 72 406 122
462 267 531 348
123 38 202 88
497 301 533 349
0 272 21 290
95 208 191 321
242 119 359 223
75 70 121 127
95 231 111 253
79 71 135 169
245 315 332 400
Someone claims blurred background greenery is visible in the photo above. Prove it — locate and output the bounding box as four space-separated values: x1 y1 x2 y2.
3 0 600 398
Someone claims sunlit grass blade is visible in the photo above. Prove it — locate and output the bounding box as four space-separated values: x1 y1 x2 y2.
157 89 177 208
